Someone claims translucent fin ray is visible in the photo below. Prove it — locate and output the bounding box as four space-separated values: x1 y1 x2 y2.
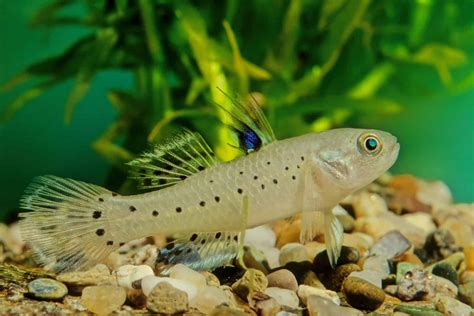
324 210 344 268
300 211 325 243
156 231 240 274
128 130 219 190
19 175 120 272
217 88 276 153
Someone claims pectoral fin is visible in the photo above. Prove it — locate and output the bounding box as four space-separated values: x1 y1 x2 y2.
300 211 324 243
324 209 344 268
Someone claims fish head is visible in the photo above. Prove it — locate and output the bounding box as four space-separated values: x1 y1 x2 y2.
311 128 400 197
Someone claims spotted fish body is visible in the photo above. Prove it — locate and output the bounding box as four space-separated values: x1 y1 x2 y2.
19 95 400 272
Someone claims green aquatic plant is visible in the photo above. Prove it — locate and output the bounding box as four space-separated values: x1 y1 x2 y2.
1 0 472 187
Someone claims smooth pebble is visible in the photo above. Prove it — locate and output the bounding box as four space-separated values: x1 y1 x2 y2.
190 286 231 314
402 213 437 234
245 224 276 249
27 278 68 300
307 295 363 316
266 269 298 291
81 285 126 315
349 270 385 288
115 264 154 289
352 192 388 218
369 230 411 259
279 243 309 266
169 263 207 288
297 284 340 305
264 287 299 308
434 295 472 316
342 276 385 311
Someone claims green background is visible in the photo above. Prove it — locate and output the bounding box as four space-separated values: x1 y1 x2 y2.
0 1 472 221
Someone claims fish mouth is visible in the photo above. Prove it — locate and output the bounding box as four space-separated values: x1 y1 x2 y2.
389 142 400 166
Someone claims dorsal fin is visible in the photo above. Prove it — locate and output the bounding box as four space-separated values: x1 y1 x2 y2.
156 230 240 274
217 88 276 154
128 130 219 190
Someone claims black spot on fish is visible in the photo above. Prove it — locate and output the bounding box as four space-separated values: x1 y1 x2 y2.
261 184 265 190
159 179 167 185
175 249 183 256
152 210 159 217
199 201 206 207
233 236 238 241
190 234 198 241
285 166 289 170
179 175 187 180
92 211 102 219
201 239 206 245
144 178 152 186
119 242 125 247
215 232 222 238
129 206 137 212
198 166 205 171
215 196 220 202
301 156 305 161
239 171 244 175
267 161 271 165
254 176 258 180
166 243 174 250
237 188 243 194
186 249 192 254
292 175 296 180
98 197 104 202
273 179 278 184
112 192 118 197
297 165 300 169
107 240 113 246
209 180 214 183
96 229 105 236
176 207 182 213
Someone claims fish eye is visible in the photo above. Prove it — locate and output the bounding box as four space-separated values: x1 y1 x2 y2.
358 133 382 155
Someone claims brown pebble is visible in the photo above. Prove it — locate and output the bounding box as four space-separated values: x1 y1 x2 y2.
343 276 385 311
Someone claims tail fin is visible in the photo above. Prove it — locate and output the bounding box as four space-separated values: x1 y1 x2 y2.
19 175 119 272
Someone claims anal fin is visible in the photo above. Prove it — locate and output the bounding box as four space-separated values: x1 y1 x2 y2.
156 231 240 274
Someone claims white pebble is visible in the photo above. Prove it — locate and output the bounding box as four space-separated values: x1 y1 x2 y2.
349 270 385 288
245 224 277 249
402 213 437 234
264 287 300 309
115 265 154 289
297 285 340 306
189 286 231 314
141 275 198 300
353 192 388 218
261 246 281 269
169 264 207 288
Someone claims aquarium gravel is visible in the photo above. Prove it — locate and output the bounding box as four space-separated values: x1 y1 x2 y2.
0 174 472 315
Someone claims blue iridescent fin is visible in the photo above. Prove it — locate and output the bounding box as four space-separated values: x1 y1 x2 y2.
156 231 240 274
128 130 219 190
216 88 276 154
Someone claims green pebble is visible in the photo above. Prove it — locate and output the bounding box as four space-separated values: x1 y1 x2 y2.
394 304 443 316
431 262 459 286
27 278 68 300
396 262 417 283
